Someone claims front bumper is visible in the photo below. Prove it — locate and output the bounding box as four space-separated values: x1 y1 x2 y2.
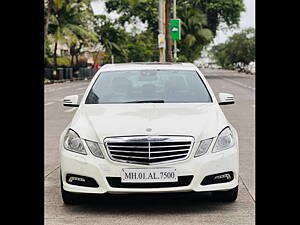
60 141 239 194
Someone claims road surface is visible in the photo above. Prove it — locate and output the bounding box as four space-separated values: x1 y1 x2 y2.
44 68 255 225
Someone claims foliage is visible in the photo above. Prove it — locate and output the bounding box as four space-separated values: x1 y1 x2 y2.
210 28 255 69
126 31 159 62
187 0 245 36
105 0 245 62
49 1 83 45
105 0 159 34
47 0 97 68
45 0 246 68
177 4 213 62
44 38 53 57
45 56 71 67
92 15 128 62
91 15 159 64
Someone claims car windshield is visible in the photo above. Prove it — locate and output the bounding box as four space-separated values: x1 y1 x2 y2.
85 70 212 104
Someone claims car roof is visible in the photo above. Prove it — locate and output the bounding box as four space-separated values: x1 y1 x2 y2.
100 62 198 72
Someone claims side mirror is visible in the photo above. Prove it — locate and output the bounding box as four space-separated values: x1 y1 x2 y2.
218 93 235 105
63 95 79 107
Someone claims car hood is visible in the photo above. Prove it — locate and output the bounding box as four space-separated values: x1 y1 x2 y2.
70 103 228 143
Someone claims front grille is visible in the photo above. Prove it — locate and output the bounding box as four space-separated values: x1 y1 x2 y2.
106 175 193 188
104 136 194 165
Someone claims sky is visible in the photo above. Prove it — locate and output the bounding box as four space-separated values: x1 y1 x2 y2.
90 0 255 44
213 0 255 44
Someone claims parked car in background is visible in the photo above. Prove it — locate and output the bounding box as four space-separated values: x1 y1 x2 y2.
245 62 255 75
249 62 255 74
237 65 245 73
245 65 251 74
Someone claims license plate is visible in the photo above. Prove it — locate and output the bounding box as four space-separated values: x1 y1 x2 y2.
121 168 178 183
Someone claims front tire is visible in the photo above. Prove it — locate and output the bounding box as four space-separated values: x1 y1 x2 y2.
212 186 238 202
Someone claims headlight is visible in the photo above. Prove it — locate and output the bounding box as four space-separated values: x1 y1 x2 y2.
64 129 87 155
85 140 104 158
194 138 213 157
212 127 235 153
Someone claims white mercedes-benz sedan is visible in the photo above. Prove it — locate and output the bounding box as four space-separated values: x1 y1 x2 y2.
60 63 239 204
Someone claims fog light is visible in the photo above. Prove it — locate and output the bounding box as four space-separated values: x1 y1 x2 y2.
214 173 231 180
201 171 234 185
66 174 99 187
68 176 85 183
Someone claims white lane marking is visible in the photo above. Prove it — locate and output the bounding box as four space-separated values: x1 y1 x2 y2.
45 102 55 106
221 77 255 91
64 108 77 112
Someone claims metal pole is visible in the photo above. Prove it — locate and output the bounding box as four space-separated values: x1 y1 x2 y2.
159 0 166 62
173 0 177 61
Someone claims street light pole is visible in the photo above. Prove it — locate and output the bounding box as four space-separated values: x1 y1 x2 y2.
173 0 177 61
159 0 166 62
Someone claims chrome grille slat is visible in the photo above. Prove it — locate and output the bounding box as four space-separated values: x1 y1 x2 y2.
105 136 194 165
107 145 149 148
110 150 149 153
111 155 150 159
107 144 191 148
147 145 191 148
149 153 188 159
147 149 189 154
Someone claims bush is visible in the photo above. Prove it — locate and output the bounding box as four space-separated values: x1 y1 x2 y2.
44 56 71 67
57 57 71 67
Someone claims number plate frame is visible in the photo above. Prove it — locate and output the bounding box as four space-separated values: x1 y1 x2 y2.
121 168 178 183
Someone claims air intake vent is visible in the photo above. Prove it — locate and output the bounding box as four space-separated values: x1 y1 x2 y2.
106 175 193 188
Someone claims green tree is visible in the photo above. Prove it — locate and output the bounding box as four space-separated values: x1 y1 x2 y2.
47 0 97 70
127 31 159 62
176 0 245 61
92 15 128 63
211 28 255 69
91 14 159 64
105 0 245 62
189 0 245 36
177 4 213 62
105 0 159 34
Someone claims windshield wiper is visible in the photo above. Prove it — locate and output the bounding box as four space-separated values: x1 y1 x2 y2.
126 100 165 103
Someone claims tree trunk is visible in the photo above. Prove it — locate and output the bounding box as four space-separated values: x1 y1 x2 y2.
53 41 58 80
75 55 79 68
70 44 76 68
75 42 84 68
71 55 74 67
165 0 172 62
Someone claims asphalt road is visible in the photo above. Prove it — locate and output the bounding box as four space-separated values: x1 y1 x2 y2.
44 68 255 225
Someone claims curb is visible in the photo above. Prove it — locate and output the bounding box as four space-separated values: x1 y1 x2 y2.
44 77 91 85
